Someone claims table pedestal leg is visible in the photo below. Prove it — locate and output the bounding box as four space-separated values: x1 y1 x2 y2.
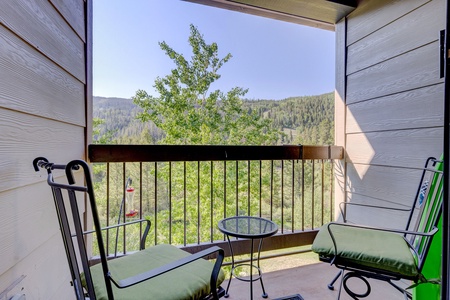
224 235 233 298
224 236 270 299
258 238 268 298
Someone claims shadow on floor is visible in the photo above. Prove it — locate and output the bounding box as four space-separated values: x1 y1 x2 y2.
222 262 407 300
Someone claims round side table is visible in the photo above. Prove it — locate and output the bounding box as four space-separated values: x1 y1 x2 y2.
218 216 278 300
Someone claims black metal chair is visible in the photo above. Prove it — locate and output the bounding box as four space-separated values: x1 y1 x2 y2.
312 157 443 299
33 157 225 300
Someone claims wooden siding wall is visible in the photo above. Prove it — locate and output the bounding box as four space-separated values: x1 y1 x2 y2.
0 0 88 299
336 0 445 227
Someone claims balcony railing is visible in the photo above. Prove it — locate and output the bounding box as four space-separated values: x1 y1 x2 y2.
88 145 344 258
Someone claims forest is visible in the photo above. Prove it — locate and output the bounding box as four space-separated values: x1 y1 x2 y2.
93 92 334 146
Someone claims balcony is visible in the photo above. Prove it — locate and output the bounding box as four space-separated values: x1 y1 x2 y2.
83 144 397 299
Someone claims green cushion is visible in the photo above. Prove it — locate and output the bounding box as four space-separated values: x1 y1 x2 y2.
312 224 419 278
85 244 225 300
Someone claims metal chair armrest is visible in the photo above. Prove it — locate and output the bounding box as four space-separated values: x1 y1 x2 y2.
82 219 152 250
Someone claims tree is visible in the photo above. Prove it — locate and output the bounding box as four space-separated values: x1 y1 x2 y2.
133 24 279 145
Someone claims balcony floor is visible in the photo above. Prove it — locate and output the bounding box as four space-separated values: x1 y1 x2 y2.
221 253 406 300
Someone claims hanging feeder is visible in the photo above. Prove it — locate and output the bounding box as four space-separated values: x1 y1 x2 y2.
125 186 138 217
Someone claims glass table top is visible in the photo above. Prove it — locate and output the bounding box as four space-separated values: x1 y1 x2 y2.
218 216 278 239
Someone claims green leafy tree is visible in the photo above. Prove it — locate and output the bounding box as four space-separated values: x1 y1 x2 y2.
133 24 279 145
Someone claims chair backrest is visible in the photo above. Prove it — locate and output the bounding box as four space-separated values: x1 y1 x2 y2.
33 158 96 299
33 158 147 300
405 157 443 271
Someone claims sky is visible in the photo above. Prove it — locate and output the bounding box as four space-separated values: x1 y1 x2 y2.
93 0 335 101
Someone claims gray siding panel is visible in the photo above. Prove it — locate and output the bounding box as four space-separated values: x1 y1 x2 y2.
50 0 85 41
346 128 443 168
346 84 444 133
0 24 85 126
0 108 85 192
0 0 88 297
346 0 430 45
346 164 421 206
339 0 444 230
0 0 85 83
347 41 442 104
347 0 443 75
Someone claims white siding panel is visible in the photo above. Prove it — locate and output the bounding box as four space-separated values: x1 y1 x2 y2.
346 128 443 168
346 84 444 133
0 25 85 126
347 41 442 104
0 0 85 82
0 108 84 193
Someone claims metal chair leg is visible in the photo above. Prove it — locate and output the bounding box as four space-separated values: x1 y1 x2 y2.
328 270 343 290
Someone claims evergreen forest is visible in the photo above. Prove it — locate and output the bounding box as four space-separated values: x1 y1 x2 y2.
93 92 334 146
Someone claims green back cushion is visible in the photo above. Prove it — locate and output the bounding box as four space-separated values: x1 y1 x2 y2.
85 244 225 300
312 225 419 278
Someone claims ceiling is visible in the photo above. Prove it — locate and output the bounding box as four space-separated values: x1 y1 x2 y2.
183 0 357 31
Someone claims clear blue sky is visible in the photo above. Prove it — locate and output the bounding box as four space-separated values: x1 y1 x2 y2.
93 0 335 100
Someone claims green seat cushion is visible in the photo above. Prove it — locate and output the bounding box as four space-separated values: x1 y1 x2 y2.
85 244 225 300
312 224 419 278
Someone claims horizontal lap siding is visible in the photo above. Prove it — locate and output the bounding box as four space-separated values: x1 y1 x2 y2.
346 84 444 133
0 25 85 126
346 0 430 45
0 0 85 83
340 0 444 226
0 108 85 192
347 41 442 104
0 0 87 298
346 128 443 168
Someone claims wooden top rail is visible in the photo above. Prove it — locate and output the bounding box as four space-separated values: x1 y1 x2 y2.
88 144 344 163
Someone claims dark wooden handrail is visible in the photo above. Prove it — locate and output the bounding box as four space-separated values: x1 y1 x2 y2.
88 144 344 162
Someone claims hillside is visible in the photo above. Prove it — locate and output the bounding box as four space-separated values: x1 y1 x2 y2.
93 93 334 145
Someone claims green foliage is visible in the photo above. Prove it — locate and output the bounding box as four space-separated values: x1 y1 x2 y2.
133 24 279 145
91 25 335 255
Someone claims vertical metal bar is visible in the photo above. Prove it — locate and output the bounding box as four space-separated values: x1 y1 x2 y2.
248 160 251 216
281 160 284 233
322 159 325 226
211 161 214 243
169 162 172 244
270 160 274 220
236 161 239 216
106 163 110 256
301 160 305 231
184 161 187 246
223 161 227 242
139 162 143 240
224 161 227 220
154 162 158 246
312 160 315 229
259 161 262 218
122 163 126 254
291 160 295 232
330 159 334 223
198 161 201 244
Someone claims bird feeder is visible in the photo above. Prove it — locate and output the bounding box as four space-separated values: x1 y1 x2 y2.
125 186 138 217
